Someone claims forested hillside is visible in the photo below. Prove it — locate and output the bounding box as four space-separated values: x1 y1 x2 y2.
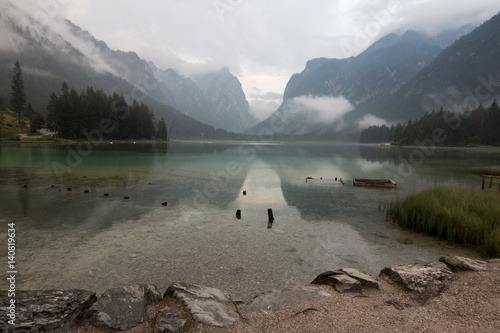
360 100 500 146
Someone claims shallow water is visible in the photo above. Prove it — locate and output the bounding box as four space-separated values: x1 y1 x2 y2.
0 142 499 300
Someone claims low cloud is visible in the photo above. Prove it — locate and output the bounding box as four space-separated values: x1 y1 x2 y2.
286 95 355 123
250 100 280 121
357 114 393 129
247 86 283 120
23 66 59 79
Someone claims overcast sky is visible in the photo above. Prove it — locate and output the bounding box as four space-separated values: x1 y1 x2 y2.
10 0 500 119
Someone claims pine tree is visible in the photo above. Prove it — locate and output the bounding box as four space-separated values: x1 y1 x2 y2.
156 118 168 141
10 61 27 127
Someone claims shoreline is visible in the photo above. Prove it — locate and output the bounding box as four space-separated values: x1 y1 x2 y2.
2 256 499 332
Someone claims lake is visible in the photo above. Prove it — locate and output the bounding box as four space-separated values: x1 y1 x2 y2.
1 141 499 301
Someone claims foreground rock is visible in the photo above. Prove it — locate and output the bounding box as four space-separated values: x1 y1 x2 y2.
164 282 239 328
311 268 380 293
380 261 454 292
0 289 96 333
439 255 499 272
86 284 162 330
311 271 362 293
246 285 332 312
154 308 187 333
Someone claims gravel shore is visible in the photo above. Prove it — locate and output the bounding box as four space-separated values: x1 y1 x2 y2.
72 261 500 333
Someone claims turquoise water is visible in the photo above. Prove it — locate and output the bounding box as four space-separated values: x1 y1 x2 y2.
0 142 498 300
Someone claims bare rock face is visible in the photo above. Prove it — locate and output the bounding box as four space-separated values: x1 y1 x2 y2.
439 255 499 272
0 289 96 333
164 283 239 328
87 284 162 331
380 261 454 293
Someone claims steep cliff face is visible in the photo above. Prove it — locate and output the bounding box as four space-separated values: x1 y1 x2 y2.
248 26 477 137
195 68 257 133
282 30 446 105
367 12 500 122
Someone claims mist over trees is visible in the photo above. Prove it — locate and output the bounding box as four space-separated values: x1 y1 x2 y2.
46 82 157 140
360 100 500 146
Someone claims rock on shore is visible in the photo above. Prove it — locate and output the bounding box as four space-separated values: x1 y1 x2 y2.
0 255 498 332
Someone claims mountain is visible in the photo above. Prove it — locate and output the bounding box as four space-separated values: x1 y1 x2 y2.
0 4 254 134
247 25 477 138
149 65 257 132
195 68 257 132
355 12 500 123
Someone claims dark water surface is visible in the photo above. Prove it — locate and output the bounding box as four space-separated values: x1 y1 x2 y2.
1 142 499 300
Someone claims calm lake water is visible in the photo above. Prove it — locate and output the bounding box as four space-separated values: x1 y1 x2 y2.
1 141 499 300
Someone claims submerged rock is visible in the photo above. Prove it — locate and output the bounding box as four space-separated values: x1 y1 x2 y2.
87 284 162 331
164 282 239 328
0 289 96 333
246 285 332 312
380 261 454 293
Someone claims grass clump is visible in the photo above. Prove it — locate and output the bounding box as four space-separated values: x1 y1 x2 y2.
387 187 500 256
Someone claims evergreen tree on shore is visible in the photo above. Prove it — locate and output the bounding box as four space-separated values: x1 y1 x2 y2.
156 118 168 141
359 100 500 146
46 82 156 140
10 61 26 127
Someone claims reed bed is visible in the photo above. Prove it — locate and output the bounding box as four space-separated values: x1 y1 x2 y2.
387 187 500 256
468 166 500 176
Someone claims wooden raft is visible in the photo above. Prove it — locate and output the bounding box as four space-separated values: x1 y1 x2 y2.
353 178 397 188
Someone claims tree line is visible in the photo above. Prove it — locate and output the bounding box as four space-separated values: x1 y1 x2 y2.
46 82 168 140
4 61 168 140
360 100 500 146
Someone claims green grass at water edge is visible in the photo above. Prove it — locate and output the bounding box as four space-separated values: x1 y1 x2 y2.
387 187 500 256
467 166 500 176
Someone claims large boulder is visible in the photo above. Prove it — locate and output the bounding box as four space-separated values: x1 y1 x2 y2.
164 283 239 328
0 289 96 333
380 261 454 292
246 285 332 312
439 255 499 272
87 284 162 331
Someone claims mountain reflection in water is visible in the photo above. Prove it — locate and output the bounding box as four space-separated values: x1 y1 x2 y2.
0 142 497 301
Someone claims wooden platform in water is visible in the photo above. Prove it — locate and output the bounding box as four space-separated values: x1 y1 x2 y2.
353 178 396 188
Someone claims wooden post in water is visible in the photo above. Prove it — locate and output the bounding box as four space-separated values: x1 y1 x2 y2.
267 208 274 229
482 175 485 190
267 208 274 222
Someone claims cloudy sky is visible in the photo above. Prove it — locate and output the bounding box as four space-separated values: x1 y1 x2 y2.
10 0 500 119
